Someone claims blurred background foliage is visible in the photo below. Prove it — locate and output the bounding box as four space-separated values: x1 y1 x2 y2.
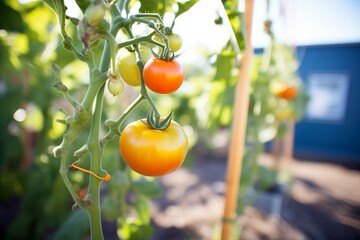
0 0 307 239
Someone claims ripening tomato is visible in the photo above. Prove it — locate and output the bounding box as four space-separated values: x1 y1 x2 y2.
143 58 184 94
117 47 152 86
275 85 298 100
119 120 188 176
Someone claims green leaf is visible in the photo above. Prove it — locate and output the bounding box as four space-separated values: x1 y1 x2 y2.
118 218 153 240
176 0 199 17
75 0 89 13
42 0 68 39
102 195 126 221
50 209 89 240
132 178 163 198
213 50 236 81
134 196 151 224
0 1 25 32
222 1 245 51
108 170 131 196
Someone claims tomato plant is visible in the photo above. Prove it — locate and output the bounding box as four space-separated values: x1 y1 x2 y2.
143 58 184 94
120 119 188 176
40 0 198 238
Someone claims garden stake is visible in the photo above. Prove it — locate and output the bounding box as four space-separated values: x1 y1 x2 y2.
221 0 254 239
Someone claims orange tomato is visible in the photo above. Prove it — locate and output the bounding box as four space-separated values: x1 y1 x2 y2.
143 58 184 94
276 85 298 100
119 120 188 176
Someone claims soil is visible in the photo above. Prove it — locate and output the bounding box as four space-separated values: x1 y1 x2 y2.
149 154 360 240
1 154 359 240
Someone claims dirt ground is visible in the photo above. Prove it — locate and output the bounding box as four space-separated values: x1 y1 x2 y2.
149 154 360 240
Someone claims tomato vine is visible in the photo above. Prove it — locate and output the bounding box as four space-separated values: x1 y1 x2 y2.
42 0 196 238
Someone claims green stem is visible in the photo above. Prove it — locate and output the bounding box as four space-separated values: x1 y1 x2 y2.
124 26 161 120
117 33 162 49
84 21 117 240
98 30 118 75
100 94 144 147
86 83 106 240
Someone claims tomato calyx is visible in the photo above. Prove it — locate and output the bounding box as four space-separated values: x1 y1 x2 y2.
143 110 173 130
150 47 173 61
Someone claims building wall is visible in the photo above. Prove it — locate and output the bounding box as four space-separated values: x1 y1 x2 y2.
294 43 360 164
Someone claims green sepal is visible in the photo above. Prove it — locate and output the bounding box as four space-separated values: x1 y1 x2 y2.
145 110 173 130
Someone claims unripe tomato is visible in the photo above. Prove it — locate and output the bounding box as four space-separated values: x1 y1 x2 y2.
152 33 183 52
117 47 152 86
84 3 106 26
143 58 184 94
168 34 182 52
107 79 124 96
119 120 188 176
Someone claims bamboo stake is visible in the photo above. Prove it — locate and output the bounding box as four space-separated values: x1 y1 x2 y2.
221 0 254 239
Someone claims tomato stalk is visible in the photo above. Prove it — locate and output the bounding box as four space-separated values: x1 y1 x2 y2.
124 26 162 124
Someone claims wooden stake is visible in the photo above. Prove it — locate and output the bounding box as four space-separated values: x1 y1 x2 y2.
221 0 254 239
281 120 295 170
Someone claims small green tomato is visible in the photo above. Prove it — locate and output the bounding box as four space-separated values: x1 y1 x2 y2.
168 34 182 52
84 3 106 26
107 79 124 96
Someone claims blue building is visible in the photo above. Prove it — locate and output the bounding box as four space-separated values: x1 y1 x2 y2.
294 43 360 166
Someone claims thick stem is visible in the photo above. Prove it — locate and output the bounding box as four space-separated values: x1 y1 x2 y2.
86 85 106 240
84 23 115 240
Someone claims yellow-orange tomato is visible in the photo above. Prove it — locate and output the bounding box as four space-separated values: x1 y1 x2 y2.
119 120 188 176
275 85 298 100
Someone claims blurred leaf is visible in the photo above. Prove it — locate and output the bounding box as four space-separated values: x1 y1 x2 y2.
102 195 125 221
48 111 67 139
23 103 44 132
222 0 245 51
213 50 235 80
132 178 163 198
139 0 198 20
75 0 89 12
50 209 89 240
176 0 199 17
255 166 277 191
118 218 153 240
108 170 131 197
134 196 151 224
0 1 25 32
139 0 171 15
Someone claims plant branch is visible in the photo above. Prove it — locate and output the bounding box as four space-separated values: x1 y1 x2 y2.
100 94 145 147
